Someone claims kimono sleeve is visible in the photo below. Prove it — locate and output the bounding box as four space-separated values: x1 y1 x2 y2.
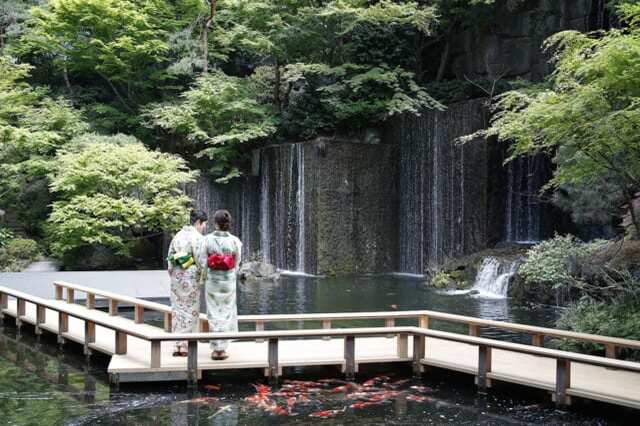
234 236 243 266
167 237 176 273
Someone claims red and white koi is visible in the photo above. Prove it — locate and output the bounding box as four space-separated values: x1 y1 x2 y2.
308 407 347 418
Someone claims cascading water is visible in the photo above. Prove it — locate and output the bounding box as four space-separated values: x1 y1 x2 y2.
259 143 309 273
471 257 519 298
397 99 491 274
504 155 548 244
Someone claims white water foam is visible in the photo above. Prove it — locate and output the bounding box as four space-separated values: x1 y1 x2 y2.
470 257 519 299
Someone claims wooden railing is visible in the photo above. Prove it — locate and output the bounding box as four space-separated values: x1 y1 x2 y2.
53 280 640 359
3 283 640 408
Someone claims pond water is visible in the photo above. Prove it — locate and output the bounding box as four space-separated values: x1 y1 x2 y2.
0 274 636 425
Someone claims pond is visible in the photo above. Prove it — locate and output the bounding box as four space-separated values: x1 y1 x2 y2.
0 274 636 425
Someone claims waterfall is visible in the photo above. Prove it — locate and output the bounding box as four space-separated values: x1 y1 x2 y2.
397 99 490 274
504 155 548 244
471 257 519 298
296 144 306 272
260 153 272 264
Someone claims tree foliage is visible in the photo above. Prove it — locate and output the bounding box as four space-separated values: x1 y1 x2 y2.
483 4 640 236
47 137 195 257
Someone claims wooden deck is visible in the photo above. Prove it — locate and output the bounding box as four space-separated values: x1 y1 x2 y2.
2 282 640 410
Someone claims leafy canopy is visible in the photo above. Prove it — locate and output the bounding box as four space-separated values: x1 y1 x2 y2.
47 136 195 256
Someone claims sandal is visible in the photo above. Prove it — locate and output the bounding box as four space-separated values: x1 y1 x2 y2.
172 349 188 357
211 350 229 360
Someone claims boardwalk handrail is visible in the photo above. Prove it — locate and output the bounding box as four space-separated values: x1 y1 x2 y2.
53 280 640 358
3 284 640 408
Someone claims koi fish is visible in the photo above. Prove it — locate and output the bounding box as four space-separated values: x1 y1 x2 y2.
252 383 272 395
244 394 270 404
203 384 221 392
286 396 297 411
308 407 346 418
331 383 359 393
271 391 297 397
350 401 382 410
178 396 218 404
265 404 290 416
409 385 434 393
297 394 310 403
389 379 411 387
284 380 325 387
367 390 401 402
406 394 430 402
363 375 391 387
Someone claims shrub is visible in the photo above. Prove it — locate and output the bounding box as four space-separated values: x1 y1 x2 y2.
553 296 640 360
518 234 607 289
0 237 41 271
0 227 15 248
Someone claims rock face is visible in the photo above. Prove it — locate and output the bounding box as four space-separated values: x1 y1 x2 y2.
238 261 280 283
450 0 593 82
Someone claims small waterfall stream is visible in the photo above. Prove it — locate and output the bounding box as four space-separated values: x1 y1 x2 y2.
471 257 519 298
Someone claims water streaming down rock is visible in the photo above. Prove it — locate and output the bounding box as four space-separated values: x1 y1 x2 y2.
394 99 500 274
184 175 260 261
471 257 519 298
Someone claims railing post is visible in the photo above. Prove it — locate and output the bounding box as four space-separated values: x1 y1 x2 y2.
36 305 46 335
322 320 331 341
0 292 8 317
134 305 144 324
66 288 75 304
255 320 265 343
54 285 63 301
476 345 492 391
555 358 571 406
385 318 395 338
468 324 480 337
85 321 95 355
115 331 127 354
200 318 210 332
16 298 25 329
58 311 68 334
397 333 409 358
419 315 429 329
267 338 279 383
151 341 161 368
605 343 618 359
531 334 544 347
109 299 119 316
187 340 198 386
344 335 356 380
86 293 96 310
412 334 425 377
164 312 172 332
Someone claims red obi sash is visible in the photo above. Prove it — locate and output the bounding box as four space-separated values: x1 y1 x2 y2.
207 253 235 271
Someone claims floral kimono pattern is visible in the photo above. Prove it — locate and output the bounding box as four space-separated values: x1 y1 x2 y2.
167 225 205 352
199 230 242 352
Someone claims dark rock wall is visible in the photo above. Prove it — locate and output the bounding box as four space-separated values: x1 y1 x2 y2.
451 0 592 81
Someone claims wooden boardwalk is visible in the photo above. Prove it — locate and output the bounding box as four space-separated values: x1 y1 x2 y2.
2 282 640 410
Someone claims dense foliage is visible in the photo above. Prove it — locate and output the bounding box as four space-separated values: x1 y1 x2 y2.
47 135 195 260
483 4 640 236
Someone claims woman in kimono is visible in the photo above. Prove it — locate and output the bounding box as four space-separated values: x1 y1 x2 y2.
199 209 242 360
167 209 208 357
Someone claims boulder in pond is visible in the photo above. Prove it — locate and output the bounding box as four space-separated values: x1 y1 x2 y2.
239 261 280 282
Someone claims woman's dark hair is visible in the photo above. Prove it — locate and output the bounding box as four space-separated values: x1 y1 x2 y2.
214 209 232 231
190 209 208 225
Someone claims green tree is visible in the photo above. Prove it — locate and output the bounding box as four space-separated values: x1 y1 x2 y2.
482 5 640 237
0 55 87 235
47 136 195 258
143 71 277 182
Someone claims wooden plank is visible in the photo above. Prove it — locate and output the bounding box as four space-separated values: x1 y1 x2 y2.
163 312 172 332
344 336 356 379
555 358 571 406
0 292 7 310
109 299 119 316
115 331 127 355
413 334 425 375
397 333 408 358
134 305 144 324
86 294 95 310
36 305 46 334
66 288 75 304
187 340 198 385
54 285 63 301
476 345 492 390
200 319 209 332
531 334 544 347
267 338 279 379
150 341 161 368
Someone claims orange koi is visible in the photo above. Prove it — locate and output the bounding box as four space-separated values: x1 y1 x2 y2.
252 383 272 395
349 401 382 410
406 394 431 402
178 396 218 404
203 384 221 392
